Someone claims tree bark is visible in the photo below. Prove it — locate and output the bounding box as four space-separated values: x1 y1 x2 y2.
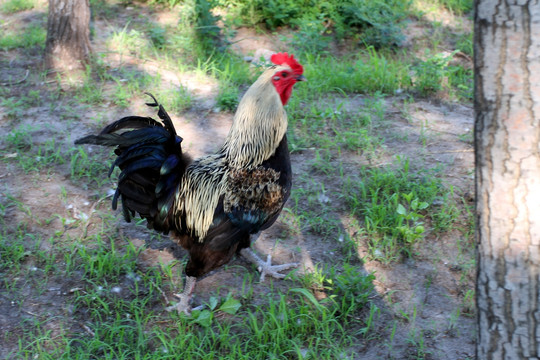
44 0 91 71
475 1 540 359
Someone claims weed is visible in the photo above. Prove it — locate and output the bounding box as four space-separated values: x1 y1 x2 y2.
412 50 455 96
69 146 113 188
460 289 475 317
3 124 34 149
412 49 472 100
328 264 375 313
108 26 152 57
76 235 139 280
216 81 239 111
455 31 473 56
73 66 105 104
431 187 460 232
148 23 167 49
0 226 29 272
218 0 411 48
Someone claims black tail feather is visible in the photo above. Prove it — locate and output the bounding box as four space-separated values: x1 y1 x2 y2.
75 94 189 233
145 92 178 137
99 116 162 135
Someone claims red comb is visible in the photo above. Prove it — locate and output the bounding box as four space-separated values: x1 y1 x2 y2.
270 52 304 74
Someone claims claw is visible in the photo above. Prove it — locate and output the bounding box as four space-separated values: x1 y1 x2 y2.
165 275 197 315
166 292 193 315
241 248 298 282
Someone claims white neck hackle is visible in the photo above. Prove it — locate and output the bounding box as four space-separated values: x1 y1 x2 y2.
222 65 290 169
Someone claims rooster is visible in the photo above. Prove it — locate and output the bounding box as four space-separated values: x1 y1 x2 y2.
75 53 305 314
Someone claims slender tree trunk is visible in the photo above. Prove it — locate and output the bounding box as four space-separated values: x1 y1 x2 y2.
475 1 540 359
44 0 91 71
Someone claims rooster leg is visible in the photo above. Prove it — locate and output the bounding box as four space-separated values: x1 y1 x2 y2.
166 275 197 315
240 247 298 282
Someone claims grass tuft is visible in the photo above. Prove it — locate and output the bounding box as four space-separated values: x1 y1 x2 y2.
0 0 35 14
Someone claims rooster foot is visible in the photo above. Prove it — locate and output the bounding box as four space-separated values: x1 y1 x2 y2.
240 248 298 282
165 275 197 315
166 293 192 315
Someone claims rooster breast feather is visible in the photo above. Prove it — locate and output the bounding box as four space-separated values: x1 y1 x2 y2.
177 133 291 241
177 135 291 277
223 135 292 234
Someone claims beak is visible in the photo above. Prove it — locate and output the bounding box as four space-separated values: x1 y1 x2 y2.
296 75 307 82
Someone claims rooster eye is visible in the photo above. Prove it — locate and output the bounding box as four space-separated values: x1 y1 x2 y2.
282 72 288 77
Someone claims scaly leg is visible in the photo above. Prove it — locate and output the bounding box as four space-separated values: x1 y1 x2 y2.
166 275 197 315
240 247 298 282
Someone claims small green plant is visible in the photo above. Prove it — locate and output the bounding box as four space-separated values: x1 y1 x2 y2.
76 235 139 280
461 289 475 317
395 192 429 256
286 17 332 55
216 81 239 111
455 31 473 56
148 23 167 49
328 264 375 312
3 124 33 149
189 293 242 327
3 127 67 173
412 50 455 96
412 50 472 100
302 50 411 95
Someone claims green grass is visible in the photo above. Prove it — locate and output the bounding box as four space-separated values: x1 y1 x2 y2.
301 50 411 95
10 225 376 359
107 26 154 57
0 125 68 173
429 0 473 14
69 147 113 188
0 0 35 14
344 158 460 263
0 24 46 50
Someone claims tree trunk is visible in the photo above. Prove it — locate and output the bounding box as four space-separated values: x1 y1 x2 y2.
44 0 91 71
475 1 540 359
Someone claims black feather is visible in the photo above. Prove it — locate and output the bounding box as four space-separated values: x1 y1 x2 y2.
160 154 180 175
99 116 162 135
75 95 187 233
112 188 121 210
118 158 163 182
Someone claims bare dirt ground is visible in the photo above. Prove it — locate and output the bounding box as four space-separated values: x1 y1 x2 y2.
0 3 475 359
